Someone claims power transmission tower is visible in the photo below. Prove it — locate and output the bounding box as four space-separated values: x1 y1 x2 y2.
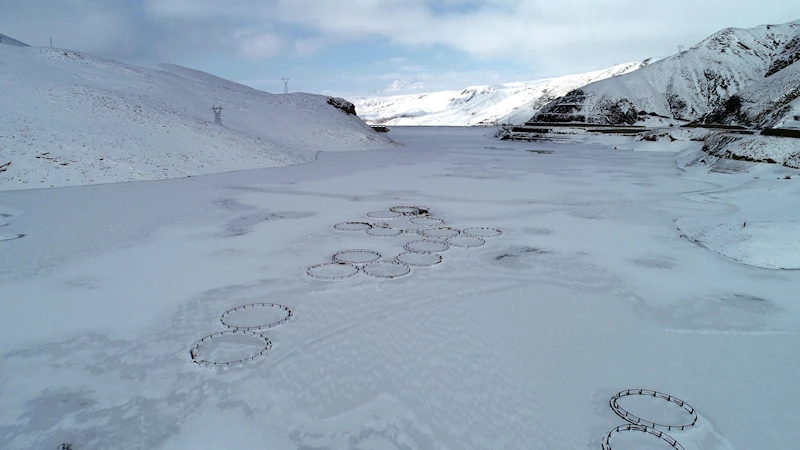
282 78 290 94
211 105 223 125
678 45 684 55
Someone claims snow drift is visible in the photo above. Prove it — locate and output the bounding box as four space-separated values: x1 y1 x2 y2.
532 19 800 127
0 42 391 191
353 62 647 126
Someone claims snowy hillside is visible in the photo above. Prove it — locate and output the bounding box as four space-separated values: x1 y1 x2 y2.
0 43 390 191
354 62 647 126
702 36 800 129
532 19 800 126
0 33 29 47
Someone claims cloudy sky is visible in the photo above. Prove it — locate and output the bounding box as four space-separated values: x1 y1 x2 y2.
2 0 800 97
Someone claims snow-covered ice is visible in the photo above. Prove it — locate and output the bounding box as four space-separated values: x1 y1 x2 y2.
0 127 798 449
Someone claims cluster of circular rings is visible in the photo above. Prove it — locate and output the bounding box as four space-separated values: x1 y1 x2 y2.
191 302 294 367
307 251 412 280
602 389 697 450
334 220 502 243
315 207 503 281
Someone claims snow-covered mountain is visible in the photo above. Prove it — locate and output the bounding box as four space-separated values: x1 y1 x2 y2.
532 19 800 127
0 40 390 191
353 62 649 126
702 32 800 129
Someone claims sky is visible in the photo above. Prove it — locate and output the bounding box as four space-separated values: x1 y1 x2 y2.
2 0 800 98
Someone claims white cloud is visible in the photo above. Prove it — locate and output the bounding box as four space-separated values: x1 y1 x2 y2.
2 0 800 71
293 38 327 57
262 0 800 66
235 31 285 59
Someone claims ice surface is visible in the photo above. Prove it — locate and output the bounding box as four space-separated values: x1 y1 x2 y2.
0 127 798 449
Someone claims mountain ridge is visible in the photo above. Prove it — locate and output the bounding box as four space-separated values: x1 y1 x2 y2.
353 61 650 126
531 19 800 128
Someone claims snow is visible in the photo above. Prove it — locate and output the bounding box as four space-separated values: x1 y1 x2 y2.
1 127 799 449
354 62 645 126
619 128 712 153
678 219 800 269
534 20 800 126
0 44 391 191
734 58 800 129
702 133 800 168
676 150 800 269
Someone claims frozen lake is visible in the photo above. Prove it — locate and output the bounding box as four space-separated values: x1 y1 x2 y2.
0 127 797 449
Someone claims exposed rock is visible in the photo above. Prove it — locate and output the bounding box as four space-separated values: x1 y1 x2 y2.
327 97 357 115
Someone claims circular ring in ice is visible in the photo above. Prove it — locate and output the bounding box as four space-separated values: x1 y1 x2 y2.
610 389 698 432
334 222 373 231
446 235 486 248
333 249 382 265
366 226 403 238
220 303 293 331
367 211 402 220
190 330 272 367
462 227 503 238
362 260 411 279
404 239 449 254
421 227 460 239
601 424 685 450
395 252 443 267
306 262 360 280
410 216 446 227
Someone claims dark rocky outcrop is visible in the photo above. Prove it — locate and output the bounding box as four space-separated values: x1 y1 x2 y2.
327 97 356 115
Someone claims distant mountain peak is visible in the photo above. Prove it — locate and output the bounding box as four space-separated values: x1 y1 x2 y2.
354 61 646 126
531 18 800 129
